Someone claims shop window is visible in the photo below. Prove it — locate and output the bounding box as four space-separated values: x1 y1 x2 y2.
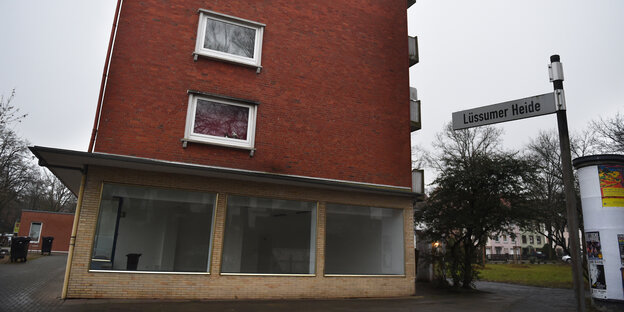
325 203 404 275
29 222 42 243
194 9 264 68
184 91 257 149
90 184 216 273
221 195 317 275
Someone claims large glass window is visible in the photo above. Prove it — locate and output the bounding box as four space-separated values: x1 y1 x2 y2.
325 204 404 275
90 184 216 273
184 92 257 149
221 196 317 275
194 9 264 67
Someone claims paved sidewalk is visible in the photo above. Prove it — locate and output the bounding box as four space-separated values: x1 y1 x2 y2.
2 254 623 312
56 282 581 312
0 253 66 312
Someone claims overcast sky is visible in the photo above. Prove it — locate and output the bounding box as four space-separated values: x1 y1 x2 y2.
1 0 622 184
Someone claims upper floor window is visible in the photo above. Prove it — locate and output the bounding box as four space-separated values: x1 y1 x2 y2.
194 9 264 68
184 91 258 150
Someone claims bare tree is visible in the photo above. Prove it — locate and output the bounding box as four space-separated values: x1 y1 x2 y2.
590 111 624 153
0 89 27 127
0 89 36 232
23 169 76 213
0 90 77 233
428 123 503 170
411 144 428 170
521 130 592 258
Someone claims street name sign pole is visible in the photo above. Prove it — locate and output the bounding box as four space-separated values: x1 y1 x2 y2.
551 54 586 312
451 55 586 312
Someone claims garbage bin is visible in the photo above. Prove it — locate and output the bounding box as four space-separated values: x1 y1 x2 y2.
126 253 141 270
41 236 54 255
10 237 31 263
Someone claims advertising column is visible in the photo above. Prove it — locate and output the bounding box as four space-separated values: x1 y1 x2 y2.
573 154 624 302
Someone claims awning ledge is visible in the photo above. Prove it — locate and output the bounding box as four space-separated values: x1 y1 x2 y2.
29 146 421 199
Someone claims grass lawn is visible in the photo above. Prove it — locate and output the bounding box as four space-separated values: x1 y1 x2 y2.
479 263 573 289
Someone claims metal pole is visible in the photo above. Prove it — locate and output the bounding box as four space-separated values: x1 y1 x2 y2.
551 54 586 312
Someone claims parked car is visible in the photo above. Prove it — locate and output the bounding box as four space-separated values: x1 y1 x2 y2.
562 255 572 263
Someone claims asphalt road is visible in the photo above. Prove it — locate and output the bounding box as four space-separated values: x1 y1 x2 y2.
1 254 621 312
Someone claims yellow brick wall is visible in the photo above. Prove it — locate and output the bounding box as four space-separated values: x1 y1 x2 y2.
66 166 415 299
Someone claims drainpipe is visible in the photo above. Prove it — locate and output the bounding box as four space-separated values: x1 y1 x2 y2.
61 174 87 300
88 0 123 152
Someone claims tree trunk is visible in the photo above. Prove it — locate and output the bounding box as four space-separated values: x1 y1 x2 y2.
462 242 473 289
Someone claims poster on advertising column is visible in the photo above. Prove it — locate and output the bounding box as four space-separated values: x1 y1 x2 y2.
586 231 607 299
598 165 624 207
619 234 624 266
619 234 624 295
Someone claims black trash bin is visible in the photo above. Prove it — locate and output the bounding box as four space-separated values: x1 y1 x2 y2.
41 236 54 255
10 237 31 263
126 253 141 270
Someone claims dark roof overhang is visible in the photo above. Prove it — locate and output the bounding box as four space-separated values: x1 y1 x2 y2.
29 146 421 199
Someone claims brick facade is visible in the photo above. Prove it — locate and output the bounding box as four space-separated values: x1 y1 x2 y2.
65 166 415 299
92 0 412 188
17 210 73 252
33 0 419 300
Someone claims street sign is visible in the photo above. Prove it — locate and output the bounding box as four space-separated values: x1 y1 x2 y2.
452 92 557 130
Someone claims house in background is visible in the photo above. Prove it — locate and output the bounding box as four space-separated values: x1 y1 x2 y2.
485 225 565 262
16 210 73 252
30 0 423 300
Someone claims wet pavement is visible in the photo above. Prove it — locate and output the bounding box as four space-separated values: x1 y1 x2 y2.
1 254 622 311
0 253 65 312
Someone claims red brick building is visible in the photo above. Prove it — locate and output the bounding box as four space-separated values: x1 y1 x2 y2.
17 210 73 252
30 0 422 300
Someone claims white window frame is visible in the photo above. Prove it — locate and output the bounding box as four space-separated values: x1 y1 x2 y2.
184 91 257 150
29 222 42 243
194 9 265 68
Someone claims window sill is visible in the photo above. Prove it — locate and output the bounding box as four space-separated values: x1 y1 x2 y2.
181 138 255 152
323 274 406 278
220 273 316 277
193 52 263 74
89 270 211 275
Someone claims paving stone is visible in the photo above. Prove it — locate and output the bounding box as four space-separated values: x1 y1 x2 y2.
0 253 66 312
2 255 622 312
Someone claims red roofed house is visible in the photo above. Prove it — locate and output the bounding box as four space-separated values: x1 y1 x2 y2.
17 210 73 253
